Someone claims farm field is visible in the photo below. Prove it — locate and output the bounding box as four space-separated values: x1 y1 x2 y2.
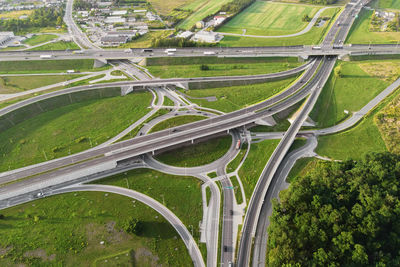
0 92 152 172
0 9 33 19
218 2 322 36
310 60 395 128
148 0 195 15
155 135 232 167
178 0 232 30
0 74 84 94
346 9 400 44
0 191 191 266
220 7 340 46
185 75 299 113
375 0 400 9
23 34 57 46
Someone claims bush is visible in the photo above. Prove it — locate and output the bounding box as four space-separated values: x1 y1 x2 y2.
123 217 144 235
200 64 210 71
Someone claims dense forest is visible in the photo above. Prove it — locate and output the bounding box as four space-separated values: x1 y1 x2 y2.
267 152 400 266
0 7 64 32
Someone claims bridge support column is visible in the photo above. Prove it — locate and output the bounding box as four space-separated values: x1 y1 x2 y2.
227 129 229 134
94 58 107 68
191 139 194 144
255 116 276 126
298 55 308 62
121 85 134 96
152 151 155 156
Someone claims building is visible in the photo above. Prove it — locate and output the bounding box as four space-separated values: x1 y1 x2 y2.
111 10 127 16
196 21 205 29
213 16 226 26
100 35 128 46
0 32 14 46
193 31 223 43
106 30 138 38
105 16 126 24
177 31 193 39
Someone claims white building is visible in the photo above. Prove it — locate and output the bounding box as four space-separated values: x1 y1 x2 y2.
0 32 14 46
177 31 193 39
193 31 223 43
111 10 127 16
105 16 126 24
100 35 128 46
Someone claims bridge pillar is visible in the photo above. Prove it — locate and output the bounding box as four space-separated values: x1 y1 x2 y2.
121 85 134 96
255 116 276 126
298 55 308 62
227 129 229 134
94 58 107 68
191 139 194 144
152 151 155 156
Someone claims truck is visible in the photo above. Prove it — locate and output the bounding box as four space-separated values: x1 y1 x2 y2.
167 52 174 56
142 49 153 52
40 54 52 59
72 50 84 54
235 140 241 150
311 46 322 50
203 51 215 55
66 70 75 73
124 49 132 53
165 48 177 53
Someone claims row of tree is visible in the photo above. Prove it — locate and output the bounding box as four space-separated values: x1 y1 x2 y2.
0 7 64 32
266 152 400 266
151 37 214 48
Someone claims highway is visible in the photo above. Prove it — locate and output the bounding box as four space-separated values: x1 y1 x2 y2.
52 184 205 267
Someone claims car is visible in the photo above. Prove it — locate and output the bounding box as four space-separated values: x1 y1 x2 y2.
172 129 178 132
224 246 228 252
230 210 234 216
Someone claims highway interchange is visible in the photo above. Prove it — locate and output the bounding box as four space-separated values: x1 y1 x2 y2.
1 0 400 266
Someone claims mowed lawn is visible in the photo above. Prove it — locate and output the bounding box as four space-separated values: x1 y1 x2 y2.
220 7 340 46
178 0 232 30
218 2 321 36
310 60 394 128
0 92 152 172
23 34 57 46
376 0 400 9
346 9 400 44
0 192 192 266
29 41 80 51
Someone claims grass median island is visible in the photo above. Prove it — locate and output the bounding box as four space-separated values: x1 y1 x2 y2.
29 41 80 51
218 2 321 36
286 157 320 183
23 34 57 46
220 7 340 47
238 139 280 202
0 192 192 266
346 9 400 44
230 175 243 205
94 168 203 252
226 143 247 173
149 115 206 133
310 60 394 128
0 74 84 94
0 59 108 74
185 76 299 113
155 135 232 167
0 92 152 172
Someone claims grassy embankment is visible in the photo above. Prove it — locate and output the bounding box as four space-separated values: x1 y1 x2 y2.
0 92 152 172
0 192 192 266
346 9 400 44
94 168 204 257
149 115 206 133
29 41 80 51
310 60 397 128
219 7 340 47
118 30 174 48
146 57 301 78
0 59 109 74
23 34 57 46
238 139 280 202
185 75 300 113
155 135 232 167
218 2 321 36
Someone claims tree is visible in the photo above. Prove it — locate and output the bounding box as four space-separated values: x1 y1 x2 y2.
334 65 342 78
123 217 144 235
266 152 400 266
200 64 210 71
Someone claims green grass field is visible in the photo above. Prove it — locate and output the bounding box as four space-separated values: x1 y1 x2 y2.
0 93 152 172
148 0 195 15
0 59 107 74
118 30 174 48
178 0 232 30
218 2 321 36
238 139 280 202
346 9 400 44
0 192 192 266
310 60 393 128
155 135 232 167
375 0 400 9
220 7 340 47
227 143 247 173
315 88 400 160
0 9 33 19
0 74 84 94
147 59 301 78
149 115 206 133
23 34 57 46
185 75 299 113
29 41 80 51
94 168 203 250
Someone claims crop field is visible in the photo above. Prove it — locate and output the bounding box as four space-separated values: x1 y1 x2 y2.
119 30 174 48
0 92 152 172
218 2 321 36
0 9 33 19
0 74 83 94
375 0 400 9
95 168 203 250
310 60 393 128
148 0 195 15
155 135 232 167
23 34 57 46
220 7 340 47
178 0 232 30
185 75 299 113
0 192 191 266
346 9 400 44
